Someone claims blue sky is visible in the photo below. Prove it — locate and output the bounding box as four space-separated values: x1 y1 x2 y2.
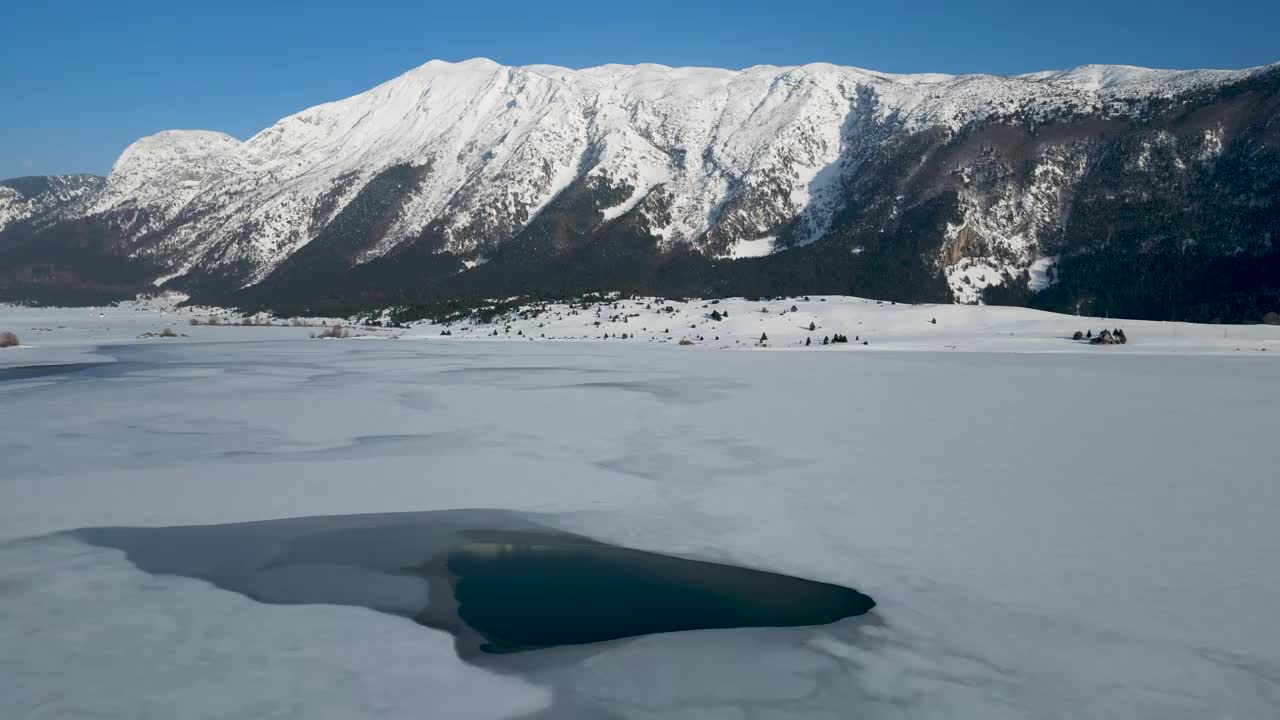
2 0 1276 179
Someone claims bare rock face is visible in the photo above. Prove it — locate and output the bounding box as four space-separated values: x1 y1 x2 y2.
2 58 1279 320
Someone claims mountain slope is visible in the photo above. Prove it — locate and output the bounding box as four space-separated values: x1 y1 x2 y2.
2 58 1278 320
0 174 103 233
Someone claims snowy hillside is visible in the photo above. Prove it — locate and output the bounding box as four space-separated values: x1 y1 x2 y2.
58 59 1280 275
0 174 103 232
3 58 1278 321
402 294 1280 355
3 294 1276 366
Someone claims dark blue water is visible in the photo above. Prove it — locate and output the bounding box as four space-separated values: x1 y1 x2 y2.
445 540 876 652
71 510 876 656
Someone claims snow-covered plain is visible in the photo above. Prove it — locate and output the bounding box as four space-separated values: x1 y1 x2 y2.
2 297 1279 718
402 294 1280 356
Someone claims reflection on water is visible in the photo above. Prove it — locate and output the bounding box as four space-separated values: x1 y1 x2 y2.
442 539 875 653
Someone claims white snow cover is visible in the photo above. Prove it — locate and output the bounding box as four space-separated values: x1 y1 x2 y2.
0 174 102 232
723 235 776 259
91 130 243 231
74 58 1276 286
1027 256 1058 291
1018 63 1254 96
1 296 1278 718
0 184 28 232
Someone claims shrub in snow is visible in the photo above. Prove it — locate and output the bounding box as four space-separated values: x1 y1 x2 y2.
1073 331 1084 340
1264 312 1280 325
710 310 723 321
317 325 352 339
0 331 19 348
1089 329 1122 345
139 328 186 339
808 321 816 331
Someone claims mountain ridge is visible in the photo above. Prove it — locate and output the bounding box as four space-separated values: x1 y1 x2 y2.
2 58 1278 321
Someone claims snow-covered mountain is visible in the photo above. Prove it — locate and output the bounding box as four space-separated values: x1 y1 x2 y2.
0 174 103 233
3 58 1278 320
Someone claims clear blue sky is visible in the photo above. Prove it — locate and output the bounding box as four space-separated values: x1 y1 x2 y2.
2 0 1276 179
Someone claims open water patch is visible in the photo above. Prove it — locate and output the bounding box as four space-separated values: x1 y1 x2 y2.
432 533 875 653
72 510 875 657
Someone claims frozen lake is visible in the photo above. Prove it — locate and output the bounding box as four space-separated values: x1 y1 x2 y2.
2 309 1279 717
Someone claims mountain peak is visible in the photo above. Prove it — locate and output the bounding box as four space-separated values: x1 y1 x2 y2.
4 56 1276 319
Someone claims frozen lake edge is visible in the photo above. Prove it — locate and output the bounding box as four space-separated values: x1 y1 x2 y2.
2 298 1279 718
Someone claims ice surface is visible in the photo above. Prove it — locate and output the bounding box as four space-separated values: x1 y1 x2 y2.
2 298 1279 717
